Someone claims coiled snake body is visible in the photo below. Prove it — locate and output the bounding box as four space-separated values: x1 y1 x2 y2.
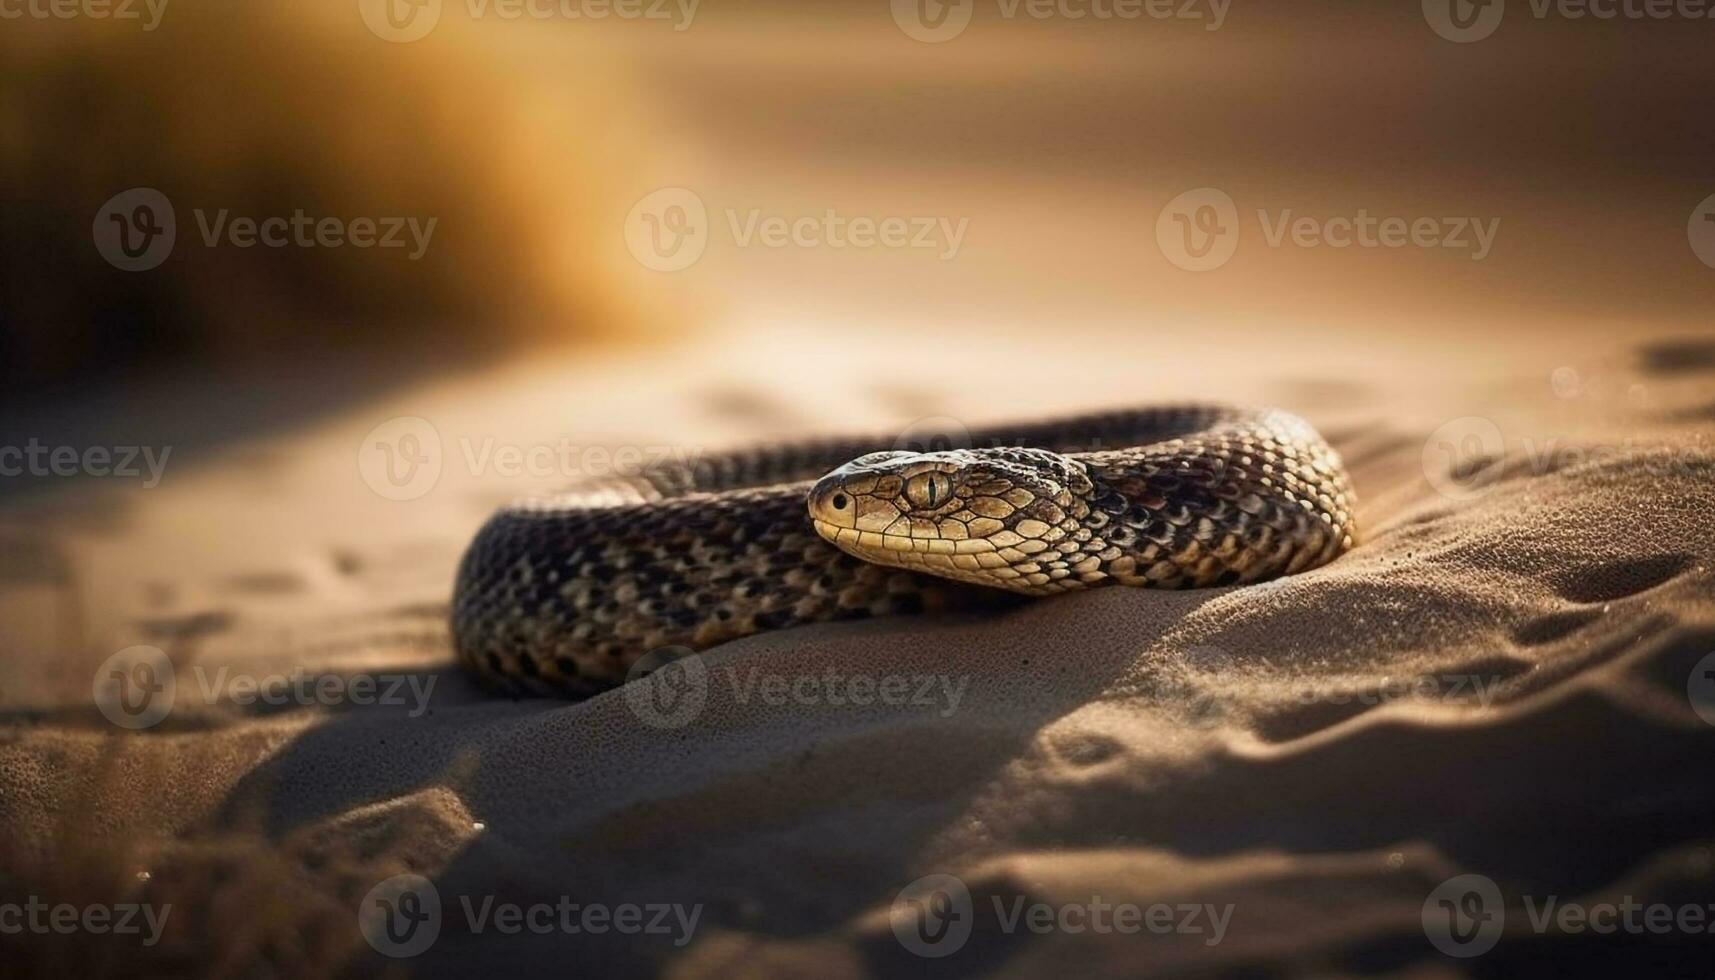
452 406 1356 697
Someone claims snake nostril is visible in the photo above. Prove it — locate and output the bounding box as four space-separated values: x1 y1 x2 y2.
831 493 848 510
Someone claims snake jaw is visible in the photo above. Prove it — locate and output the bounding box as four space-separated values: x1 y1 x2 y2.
806 448 1094 594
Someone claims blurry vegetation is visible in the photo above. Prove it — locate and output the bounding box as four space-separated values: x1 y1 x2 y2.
0 2 661 397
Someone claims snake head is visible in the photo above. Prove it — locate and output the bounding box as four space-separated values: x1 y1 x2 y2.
806 447 1094 594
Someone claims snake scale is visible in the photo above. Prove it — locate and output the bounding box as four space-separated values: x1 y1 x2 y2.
452 405 1356 697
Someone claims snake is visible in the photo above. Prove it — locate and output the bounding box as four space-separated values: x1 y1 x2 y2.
451 405 1357 697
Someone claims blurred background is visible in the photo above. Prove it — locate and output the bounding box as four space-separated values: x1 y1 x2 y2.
1 0 1713 696
3 0 1712 393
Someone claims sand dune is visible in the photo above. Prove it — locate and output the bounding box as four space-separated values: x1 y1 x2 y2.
2 328 1712 975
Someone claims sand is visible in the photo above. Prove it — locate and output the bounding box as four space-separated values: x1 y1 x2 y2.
2 326 1713 977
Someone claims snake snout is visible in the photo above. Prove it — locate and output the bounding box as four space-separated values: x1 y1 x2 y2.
807 466 906 533
806 471 857 530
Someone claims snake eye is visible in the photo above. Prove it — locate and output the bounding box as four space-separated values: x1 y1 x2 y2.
905 472 953 511
831 493 848 510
